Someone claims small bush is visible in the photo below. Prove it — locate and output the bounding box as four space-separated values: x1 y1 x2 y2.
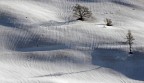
105 18 113 26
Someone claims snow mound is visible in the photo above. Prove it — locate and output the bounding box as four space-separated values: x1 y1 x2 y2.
0 0 144 83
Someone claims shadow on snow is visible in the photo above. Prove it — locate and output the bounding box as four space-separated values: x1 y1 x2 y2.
91 48 144 81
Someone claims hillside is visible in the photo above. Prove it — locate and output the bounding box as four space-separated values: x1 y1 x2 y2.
0 0 144 83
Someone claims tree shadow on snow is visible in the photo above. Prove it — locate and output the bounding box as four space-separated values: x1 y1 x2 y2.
39 20 77 27
91 48 144 81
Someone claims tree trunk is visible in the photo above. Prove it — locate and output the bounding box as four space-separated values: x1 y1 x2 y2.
77 14 84 21
77 17 84 21
129 43 133 54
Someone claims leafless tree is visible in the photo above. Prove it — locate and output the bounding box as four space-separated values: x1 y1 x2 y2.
126 30 135 54
73 4 92 21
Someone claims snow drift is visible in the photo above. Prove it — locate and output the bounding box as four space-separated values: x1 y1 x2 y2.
0 0 144 83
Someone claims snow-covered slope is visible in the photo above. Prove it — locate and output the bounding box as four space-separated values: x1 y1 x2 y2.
0 0 144 83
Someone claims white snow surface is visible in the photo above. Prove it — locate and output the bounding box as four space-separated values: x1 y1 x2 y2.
0 0 144 83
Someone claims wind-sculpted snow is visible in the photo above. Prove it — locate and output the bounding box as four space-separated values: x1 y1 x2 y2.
0 0 144 83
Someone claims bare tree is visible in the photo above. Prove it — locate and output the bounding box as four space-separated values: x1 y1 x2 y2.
73 4 92 21
126 30 135 54
105 18 113 26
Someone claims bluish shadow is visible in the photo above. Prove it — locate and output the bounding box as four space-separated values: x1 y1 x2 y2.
0 13 22 28
91 48 144 81
111 1 137 8
6 32 59 50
